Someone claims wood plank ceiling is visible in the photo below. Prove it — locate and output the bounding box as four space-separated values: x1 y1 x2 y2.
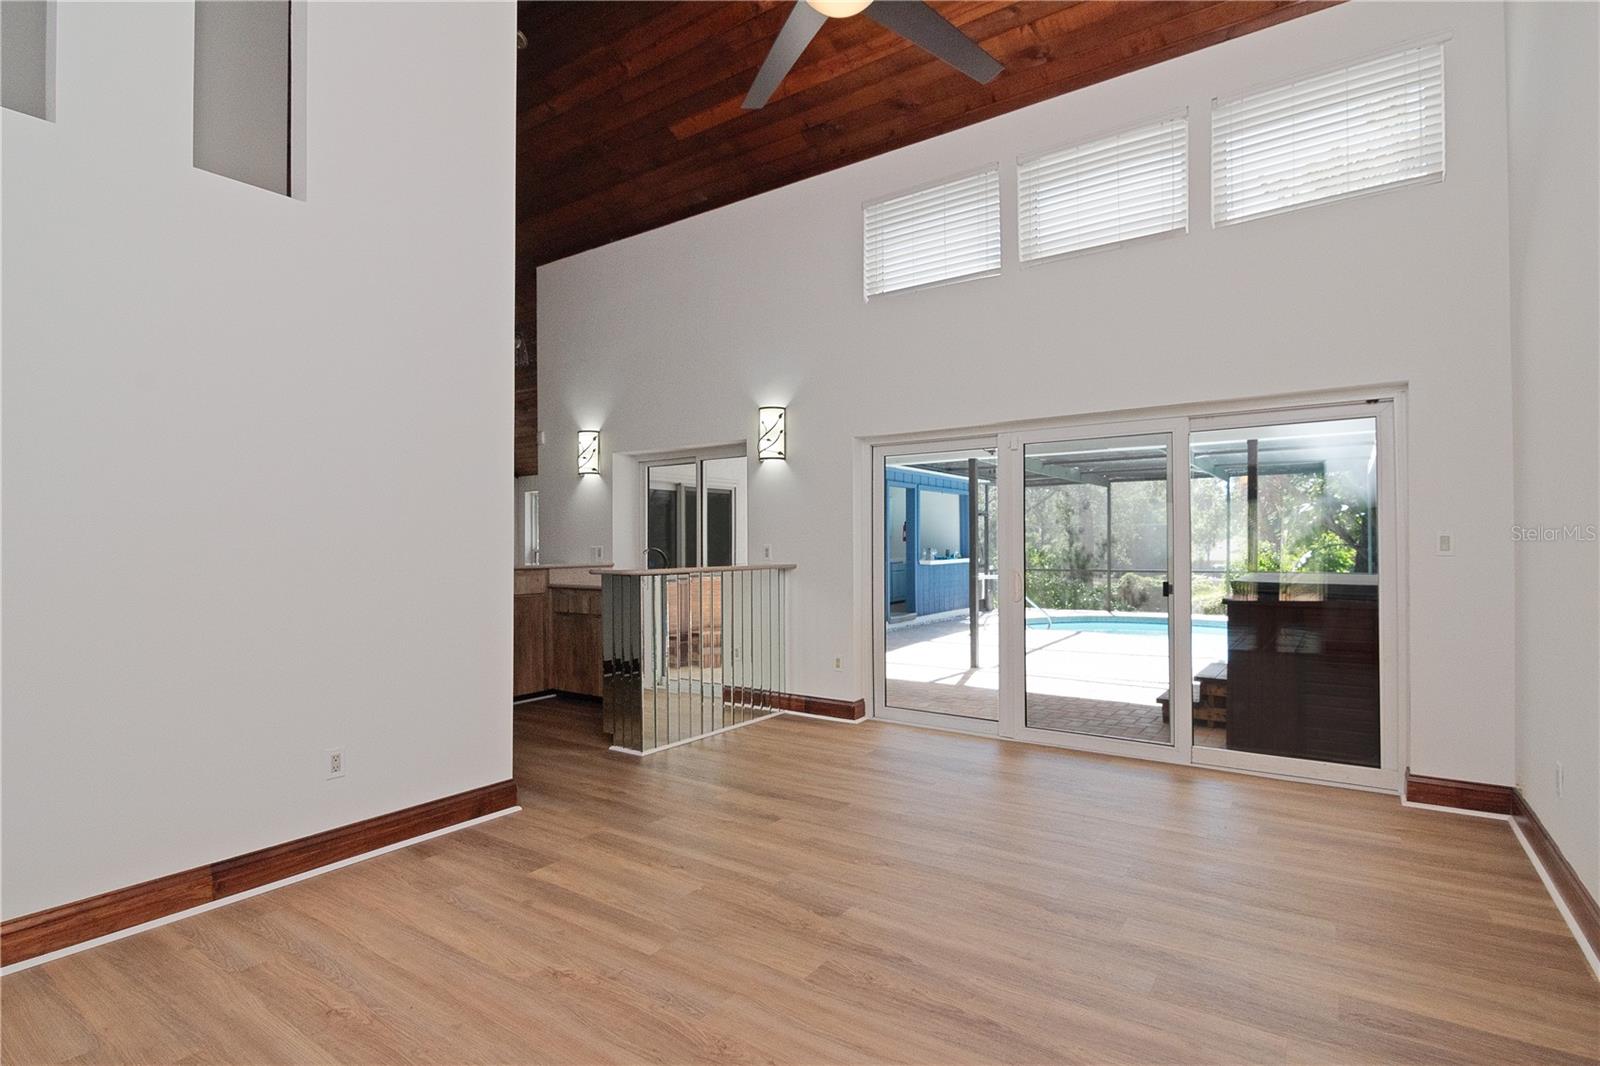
511 1 1335 475
514 0 1336 323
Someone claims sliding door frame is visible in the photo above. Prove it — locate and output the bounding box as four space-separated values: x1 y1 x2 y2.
996 415 1193 765
1185 399 1400 790
871 435 1002 735
640 444 747 569
862 386 1409 792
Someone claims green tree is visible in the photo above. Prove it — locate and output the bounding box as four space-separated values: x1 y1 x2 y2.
1248 467 1370 574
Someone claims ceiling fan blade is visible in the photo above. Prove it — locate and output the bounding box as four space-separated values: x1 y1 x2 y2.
864 1 1002 84
743 2 830 110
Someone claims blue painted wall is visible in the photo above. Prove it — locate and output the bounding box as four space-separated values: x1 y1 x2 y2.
915 560 969 615
885 465 971 617
889 561 910 603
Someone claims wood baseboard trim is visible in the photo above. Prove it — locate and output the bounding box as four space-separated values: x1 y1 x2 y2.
710 688 867 721
1404 771 1515 814
0 779 518 967
515 689 601 704
771 692 867 720
1512 790 1600 962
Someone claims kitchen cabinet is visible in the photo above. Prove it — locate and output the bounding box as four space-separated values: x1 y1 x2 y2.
513 568 602 700
513 591 548 696
548 587 602 697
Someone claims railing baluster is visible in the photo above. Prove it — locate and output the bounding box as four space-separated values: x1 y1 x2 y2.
743 568 752 722
694 571 704 741
760 568 768 717
771 568 779 714
599 565 789 754
777 569 786 698
755 566 766 717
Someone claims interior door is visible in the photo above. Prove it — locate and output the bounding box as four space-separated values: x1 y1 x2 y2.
1000 419 1191 762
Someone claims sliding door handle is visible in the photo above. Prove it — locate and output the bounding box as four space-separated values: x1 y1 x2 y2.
1011 571 1024 603
1162 580 1173 598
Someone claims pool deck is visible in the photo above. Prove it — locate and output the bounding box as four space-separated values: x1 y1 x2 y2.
883 612 1229 746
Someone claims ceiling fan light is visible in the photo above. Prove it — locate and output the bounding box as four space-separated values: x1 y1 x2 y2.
806 0 872 18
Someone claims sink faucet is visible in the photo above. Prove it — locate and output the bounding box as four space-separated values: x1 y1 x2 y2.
645 547 669 569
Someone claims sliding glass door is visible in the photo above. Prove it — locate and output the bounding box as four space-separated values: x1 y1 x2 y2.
1016 431 1178 747
998 418 1190 761
871 400 1397 789
647 461 699 567
1186 407 1394 787
872 439 1000 728
644 451 746 569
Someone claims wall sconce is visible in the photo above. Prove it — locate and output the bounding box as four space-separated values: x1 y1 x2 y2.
576 430 600 475
757 406 787 461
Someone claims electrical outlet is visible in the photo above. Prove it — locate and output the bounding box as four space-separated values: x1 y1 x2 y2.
833 656 843 671
591 545 604 561
1436 532 1454 556
1556 761 1564 797
326 748 345 780
762 544 773 560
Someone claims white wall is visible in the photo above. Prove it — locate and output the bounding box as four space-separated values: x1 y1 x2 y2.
1 2 513 919
1505 1 1600 898
537 2 1518 784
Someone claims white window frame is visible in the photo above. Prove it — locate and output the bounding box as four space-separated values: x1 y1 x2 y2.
863 164 1002 300
1017 110 1189 266
1211 38 1447 228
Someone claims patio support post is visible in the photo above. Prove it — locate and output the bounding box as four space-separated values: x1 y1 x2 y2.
968 458 979 670
676 482 689 567
1246 438 1260 572
1105 481 1114 613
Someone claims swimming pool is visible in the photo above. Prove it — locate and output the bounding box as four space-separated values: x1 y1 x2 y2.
1025 613 1228 636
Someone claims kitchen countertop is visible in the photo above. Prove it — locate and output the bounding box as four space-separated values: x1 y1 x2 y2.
515 562 610 570
515 562 608 590
596 563 797 577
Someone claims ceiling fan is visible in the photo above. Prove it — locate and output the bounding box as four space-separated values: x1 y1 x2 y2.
743 0 1003 110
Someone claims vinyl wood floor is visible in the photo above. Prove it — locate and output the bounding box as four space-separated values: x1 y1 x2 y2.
3 698 1596 1065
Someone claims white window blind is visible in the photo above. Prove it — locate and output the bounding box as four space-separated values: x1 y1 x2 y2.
1018 116 1188 263
864 167 1001 298
1212 42 1445 226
